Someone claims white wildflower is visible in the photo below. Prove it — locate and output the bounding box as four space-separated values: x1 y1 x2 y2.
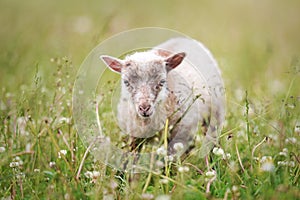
156 146 167 156
173 142 184 152
225 153 231 159
295 123 300 134
84 171 93 179
64 193 70 200
213 147 225 157
277 161 295 167
58 149 67 158
279 148 288 157
155 195 170 200
17 117 27 135
178 166 189 173
165 155 174 162
49 161 56 168
285 137 297 144
25 143 31 152
9 162 17 168
141 193 154 200
58 117 71 124
232 185 239 192
260 156 275 172
85 170 100 180
205 170 216 178
159 178 169 184
155 160 164 168
34 169 40 173
16 172 25 179
288 161 295 167
10 156 23 168
0 146 6 153
92 171 100 178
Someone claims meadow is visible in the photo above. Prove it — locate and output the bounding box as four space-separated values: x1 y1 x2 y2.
0 0 299 199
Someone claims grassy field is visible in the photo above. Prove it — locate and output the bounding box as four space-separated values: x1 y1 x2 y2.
1 0 300 199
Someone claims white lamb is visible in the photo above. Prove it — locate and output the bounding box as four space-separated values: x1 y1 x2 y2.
100 37 225 156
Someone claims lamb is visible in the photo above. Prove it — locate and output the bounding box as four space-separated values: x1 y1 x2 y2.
100 37 225 157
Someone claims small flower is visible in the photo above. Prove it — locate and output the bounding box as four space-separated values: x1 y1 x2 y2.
84 171 93 179
232 185 239 192
165 155 174 162
178 166 189 173
260 156 275 172
0 146 6 153
155 195 170 200
159 178 169 184
58 117 71 124
285 137 297 144
16 172 25 179
277 161 295 167
205 170 216 178
213 147 225 157
173 142 184 152
9 162 17 168
58 150 67 158
49 161 56 168
279 148 288 157
84 170 101 182
295 124 300 134
34 169 40 173
156 146 167 156
10 156 23 168
141 193 154 200
155 160 164 168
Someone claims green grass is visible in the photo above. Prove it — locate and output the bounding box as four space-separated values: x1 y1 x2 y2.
1 0 300 199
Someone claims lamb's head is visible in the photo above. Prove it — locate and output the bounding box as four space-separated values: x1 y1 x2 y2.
101 51 185 118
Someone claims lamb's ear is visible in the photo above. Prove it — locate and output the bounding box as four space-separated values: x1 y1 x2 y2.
165 52 186 71
100 55 123 73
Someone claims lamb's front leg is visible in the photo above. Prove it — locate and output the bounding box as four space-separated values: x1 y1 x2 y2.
167 123 196 156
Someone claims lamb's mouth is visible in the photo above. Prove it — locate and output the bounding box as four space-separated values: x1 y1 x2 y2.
137 110 153 118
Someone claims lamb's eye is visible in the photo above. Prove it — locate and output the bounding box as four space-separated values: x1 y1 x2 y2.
154 80 166 91
123 80 130 87
159 79 166 86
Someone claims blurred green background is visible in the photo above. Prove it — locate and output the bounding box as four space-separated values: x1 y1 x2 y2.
1 1 300 199
1 0 299 93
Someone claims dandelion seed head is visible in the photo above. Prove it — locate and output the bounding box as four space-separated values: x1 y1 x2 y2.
260 156 275 172
173 142 184 152
156 146 167 156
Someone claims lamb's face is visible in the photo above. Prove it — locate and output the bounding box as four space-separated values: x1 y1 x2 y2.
100 51 186 119
121 60 167 118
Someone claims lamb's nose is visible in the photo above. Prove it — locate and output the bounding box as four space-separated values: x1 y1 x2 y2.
139 104 151 113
